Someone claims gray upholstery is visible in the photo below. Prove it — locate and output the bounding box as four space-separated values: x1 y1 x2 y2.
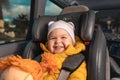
87 27 108 80
60 5 89 14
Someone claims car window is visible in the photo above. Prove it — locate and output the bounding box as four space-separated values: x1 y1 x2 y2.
96 9 120 34
96 9 120 56
45 0 62 15
0 0 31 44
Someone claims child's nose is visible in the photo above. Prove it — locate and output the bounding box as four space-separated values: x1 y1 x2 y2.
55 38 61 43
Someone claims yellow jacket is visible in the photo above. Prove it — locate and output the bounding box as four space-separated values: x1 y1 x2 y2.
40 36 87 80
0 37 86 80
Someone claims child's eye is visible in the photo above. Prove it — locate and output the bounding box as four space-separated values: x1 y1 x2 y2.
62 36 67 39
49 37 56 40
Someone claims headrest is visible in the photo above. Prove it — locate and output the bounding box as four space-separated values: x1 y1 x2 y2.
60 5 89 14
32 10 95 43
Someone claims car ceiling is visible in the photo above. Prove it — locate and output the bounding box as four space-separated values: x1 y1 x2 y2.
50 0 120 10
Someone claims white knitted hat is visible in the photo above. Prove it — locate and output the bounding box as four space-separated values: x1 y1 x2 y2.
48 20 75 43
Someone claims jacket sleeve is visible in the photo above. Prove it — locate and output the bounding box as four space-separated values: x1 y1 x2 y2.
68 61 87 80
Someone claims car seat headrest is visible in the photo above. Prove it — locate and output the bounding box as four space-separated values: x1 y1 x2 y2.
32 10 95 43
32 16 55 43
60 5 89 14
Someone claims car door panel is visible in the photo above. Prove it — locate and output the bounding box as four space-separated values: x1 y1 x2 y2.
0 40 29 58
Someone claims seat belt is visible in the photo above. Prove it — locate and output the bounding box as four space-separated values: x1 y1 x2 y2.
58 53 85 80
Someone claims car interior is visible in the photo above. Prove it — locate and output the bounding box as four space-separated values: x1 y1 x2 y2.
22 5 111 80
0 0 120 80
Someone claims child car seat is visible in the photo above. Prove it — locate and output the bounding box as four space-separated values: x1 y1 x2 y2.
22 6 109 80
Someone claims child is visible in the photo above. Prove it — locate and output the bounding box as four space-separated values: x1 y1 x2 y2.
0 20 86 80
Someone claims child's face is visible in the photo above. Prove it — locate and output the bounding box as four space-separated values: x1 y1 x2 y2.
47 28 74 54
0 66 33 80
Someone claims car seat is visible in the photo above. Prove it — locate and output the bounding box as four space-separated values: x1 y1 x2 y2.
22 6 109 80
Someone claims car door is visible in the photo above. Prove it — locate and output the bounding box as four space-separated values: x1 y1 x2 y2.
0 0 62 58
0 0 32 58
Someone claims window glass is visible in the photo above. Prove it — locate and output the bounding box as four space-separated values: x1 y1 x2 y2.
96 9 120 34
96 9 120 57
0 0 31 44
45 0 62 15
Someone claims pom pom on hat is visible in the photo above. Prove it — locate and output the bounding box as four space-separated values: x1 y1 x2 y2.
47 20 75 44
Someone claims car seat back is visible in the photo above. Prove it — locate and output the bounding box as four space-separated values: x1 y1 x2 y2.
23 10 95 59
22 6 109 80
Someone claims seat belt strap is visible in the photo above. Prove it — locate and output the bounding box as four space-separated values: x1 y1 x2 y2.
58 53 85 80
58 69 70 80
